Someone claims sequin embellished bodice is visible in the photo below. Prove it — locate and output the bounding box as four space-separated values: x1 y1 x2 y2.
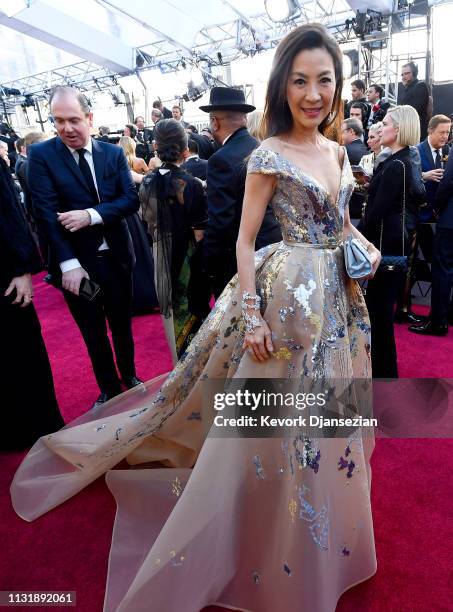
248 147 354 246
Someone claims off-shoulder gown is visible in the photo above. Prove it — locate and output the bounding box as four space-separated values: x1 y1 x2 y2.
11 147 377 611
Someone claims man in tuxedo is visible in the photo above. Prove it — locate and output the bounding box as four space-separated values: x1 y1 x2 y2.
341 118 368 222
410 145 453 336
366 84 390 127
416 114 451 222
134 116 153 145
27 86 141 408
200 87 281 297
182 139 207 180
398 62 430 140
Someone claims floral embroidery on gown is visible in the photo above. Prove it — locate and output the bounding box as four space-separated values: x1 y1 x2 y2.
12 147 377 612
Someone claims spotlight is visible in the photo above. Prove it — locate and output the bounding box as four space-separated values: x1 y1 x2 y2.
264 0 298 22
181 59 186 69
23 93 35 107
217 52 223 65
343 50 359 79
0 86 21 96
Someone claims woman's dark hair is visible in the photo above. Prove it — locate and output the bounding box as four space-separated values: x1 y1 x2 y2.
262 23 343 140
154 119 188 163
125 123 137 138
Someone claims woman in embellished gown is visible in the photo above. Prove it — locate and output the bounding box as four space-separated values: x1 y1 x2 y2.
11 24 381 612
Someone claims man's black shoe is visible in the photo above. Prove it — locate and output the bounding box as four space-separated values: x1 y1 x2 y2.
91 391 120 410
123 376 144 389
408 321 448 336
394 310 426 324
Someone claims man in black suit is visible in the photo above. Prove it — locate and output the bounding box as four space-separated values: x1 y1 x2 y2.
341 118 369 222
189 130 216 160
410 144 453 336
97 126 110 142
366 84 390 127
134 116 153 146
398 62 430 141
153 99 172 119
344 79 371 125
27 86 141 408
181 139 208 181
200 87 281 297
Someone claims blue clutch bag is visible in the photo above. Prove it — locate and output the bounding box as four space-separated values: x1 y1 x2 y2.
344 234 372 279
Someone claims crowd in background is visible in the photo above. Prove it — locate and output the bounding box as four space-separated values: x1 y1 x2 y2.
1 63 453 449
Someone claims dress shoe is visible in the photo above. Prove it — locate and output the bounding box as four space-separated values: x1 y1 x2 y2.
408 320 448 336
122 376 144 389
394 310 426 324
91 391 120 410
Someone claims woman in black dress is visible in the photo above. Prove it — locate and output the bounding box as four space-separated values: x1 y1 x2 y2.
0 157 64 450
139 119 209 363
359 105 421 377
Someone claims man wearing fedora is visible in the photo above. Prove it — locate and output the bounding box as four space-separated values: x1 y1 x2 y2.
200 87 281 297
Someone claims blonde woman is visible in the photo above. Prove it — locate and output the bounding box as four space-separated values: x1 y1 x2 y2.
247 109 264 141
359 105 421 377
119 136 148 182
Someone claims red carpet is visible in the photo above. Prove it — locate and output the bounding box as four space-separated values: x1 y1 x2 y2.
1 275 452 611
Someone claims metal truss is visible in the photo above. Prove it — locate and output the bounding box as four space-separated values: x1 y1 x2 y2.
0 0 431 101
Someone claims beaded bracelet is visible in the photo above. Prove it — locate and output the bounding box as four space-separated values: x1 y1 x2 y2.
241 290 261 311
243 312 262 334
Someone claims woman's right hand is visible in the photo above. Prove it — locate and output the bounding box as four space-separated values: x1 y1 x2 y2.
243 316 274 362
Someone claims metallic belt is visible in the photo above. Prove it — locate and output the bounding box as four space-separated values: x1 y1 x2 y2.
283 240 342 250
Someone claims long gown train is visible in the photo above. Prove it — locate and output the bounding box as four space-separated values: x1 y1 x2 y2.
11 147 377 611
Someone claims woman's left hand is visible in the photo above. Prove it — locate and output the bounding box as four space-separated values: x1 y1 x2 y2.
363 247 381 280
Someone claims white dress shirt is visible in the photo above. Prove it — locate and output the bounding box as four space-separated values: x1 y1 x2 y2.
60 137 108 273
428 139 441 166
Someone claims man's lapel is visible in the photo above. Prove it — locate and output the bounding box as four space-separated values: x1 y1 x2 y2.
55 137 89 189
422 139 434 170
92 138 106 199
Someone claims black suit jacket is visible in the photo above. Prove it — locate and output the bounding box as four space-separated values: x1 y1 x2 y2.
190 133 215 160
27 137 139 279
369 100 390 125
203 127 281 276
435 147 453 229
345 139 368 219
181 156 208 181
359 147 412 254
398 79 430 140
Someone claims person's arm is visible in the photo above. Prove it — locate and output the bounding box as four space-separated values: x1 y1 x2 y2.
435 152 453 210
203 154 237 269
236 170 277 362
188 177 208 234
27 145 78 265
343 206 381 278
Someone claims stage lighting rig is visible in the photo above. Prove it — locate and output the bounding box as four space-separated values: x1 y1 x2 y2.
264 0 299 22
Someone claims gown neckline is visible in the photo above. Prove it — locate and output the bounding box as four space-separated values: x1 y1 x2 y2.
259 146 346 210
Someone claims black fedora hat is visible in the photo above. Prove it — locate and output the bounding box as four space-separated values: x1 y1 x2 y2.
200 87 256 113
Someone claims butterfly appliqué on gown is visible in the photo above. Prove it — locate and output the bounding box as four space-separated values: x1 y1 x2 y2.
12 146 377 612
